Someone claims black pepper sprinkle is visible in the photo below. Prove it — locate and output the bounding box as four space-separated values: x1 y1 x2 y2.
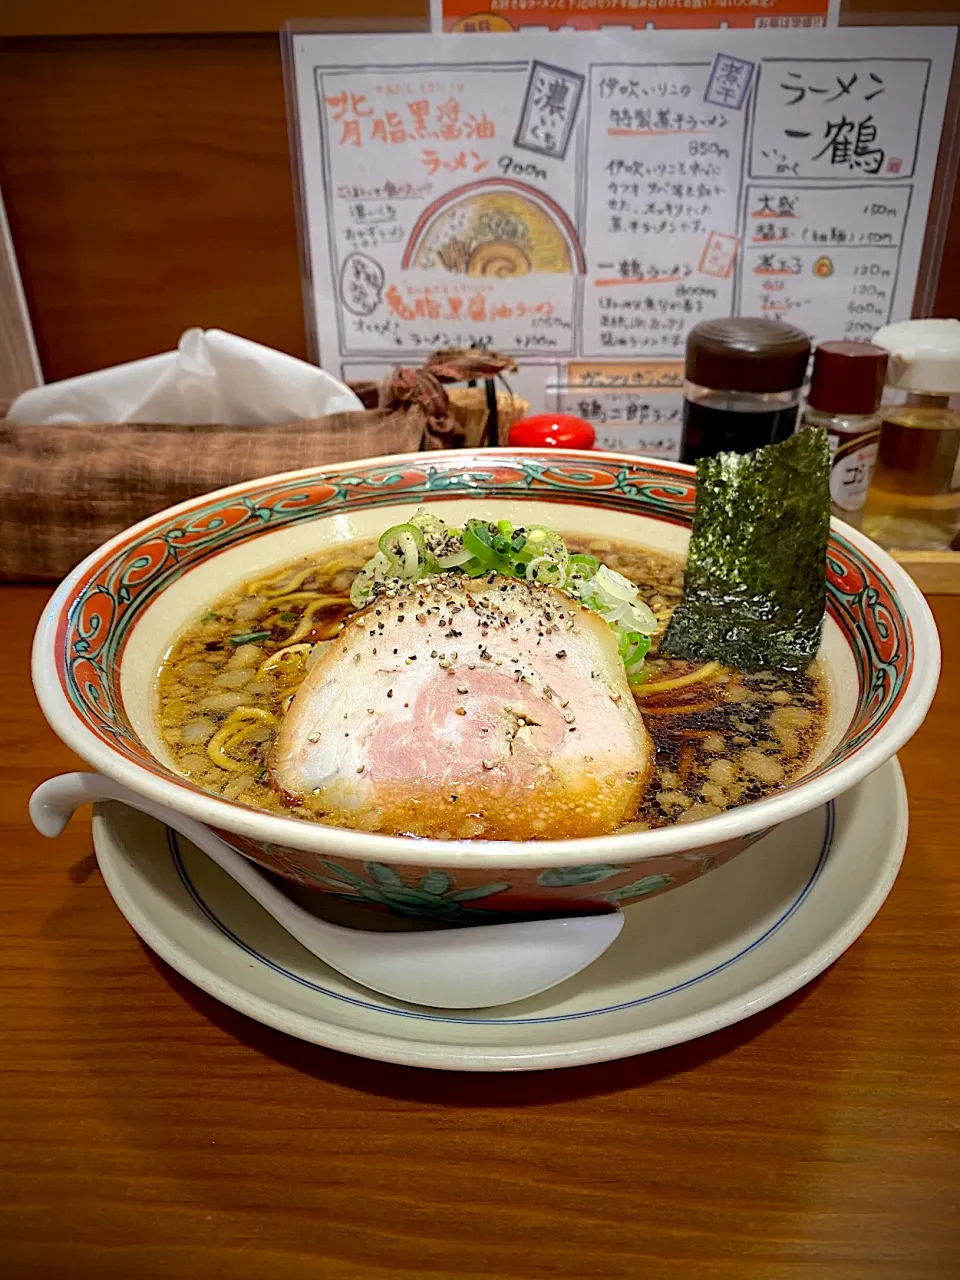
556 650 567 659
387 689 393 698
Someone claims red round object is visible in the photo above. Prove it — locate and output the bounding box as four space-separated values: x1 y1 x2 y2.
508 413 595 450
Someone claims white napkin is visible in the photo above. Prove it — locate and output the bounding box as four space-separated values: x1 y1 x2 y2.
6 328 363 425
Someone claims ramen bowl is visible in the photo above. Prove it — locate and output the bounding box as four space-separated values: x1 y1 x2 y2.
32 449 940 922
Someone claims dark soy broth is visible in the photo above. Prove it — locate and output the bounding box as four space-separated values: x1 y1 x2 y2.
156 534 827 836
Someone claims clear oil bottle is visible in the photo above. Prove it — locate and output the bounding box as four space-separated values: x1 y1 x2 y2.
861 319 960 551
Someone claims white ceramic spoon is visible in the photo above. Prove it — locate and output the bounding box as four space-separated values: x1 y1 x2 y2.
30 773 624 1010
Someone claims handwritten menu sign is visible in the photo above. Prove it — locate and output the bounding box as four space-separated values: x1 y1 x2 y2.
290 27 954 456
549 362 685 458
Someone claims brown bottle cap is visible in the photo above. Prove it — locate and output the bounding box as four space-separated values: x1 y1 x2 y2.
685 317 811 393
808 341 888 415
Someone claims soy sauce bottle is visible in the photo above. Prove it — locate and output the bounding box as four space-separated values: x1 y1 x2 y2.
681 318 811 464
801 341 888 529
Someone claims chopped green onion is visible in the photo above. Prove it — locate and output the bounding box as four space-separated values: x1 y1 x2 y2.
378 523 429 580
568 553 600 580
436 547 473 569
573 564 657 635
462 519 497 565
229 630 270 645
463 557 493 578
619 630 651 672
525 525 566 555
409 509 448 538
279 611 296 622
526 555 564 586
201 611 219 622
350 550 390 608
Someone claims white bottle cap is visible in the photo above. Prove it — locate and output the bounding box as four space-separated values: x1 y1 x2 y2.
871 318 960 395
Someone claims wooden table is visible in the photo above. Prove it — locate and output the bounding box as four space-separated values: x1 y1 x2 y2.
2 584 958 1279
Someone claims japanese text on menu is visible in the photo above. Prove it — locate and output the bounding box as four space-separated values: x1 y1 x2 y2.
293 28 954 455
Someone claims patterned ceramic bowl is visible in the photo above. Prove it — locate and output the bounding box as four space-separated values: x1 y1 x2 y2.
32 449 940 922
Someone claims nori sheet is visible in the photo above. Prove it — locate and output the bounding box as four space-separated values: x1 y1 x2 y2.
663 428 830 673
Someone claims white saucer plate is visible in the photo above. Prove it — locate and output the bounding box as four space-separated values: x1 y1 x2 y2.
91 757 907 1072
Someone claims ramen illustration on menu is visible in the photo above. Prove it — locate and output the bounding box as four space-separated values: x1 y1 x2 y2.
402 179 584 278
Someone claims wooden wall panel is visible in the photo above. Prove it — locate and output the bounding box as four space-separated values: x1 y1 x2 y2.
0 1 422 37
0 35 310 380
0 12 957 382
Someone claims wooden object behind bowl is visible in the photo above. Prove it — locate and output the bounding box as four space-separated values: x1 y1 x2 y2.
446 386 530 447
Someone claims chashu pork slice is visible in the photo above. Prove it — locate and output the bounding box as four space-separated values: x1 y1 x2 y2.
269 575 651 840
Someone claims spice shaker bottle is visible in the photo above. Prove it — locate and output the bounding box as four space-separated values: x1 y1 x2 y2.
861 318 960 551
680 317 811 464
802 341 888 529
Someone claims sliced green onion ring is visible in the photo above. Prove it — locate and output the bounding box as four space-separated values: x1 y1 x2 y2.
378 523 428 580
525 555 564 586
568 553 600 580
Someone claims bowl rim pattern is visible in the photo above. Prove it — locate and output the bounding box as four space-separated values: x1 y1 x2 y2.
32 447 941 868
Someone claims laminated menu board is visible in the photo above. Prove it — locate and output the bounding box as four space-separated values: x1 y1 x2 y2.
287 26 956 456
